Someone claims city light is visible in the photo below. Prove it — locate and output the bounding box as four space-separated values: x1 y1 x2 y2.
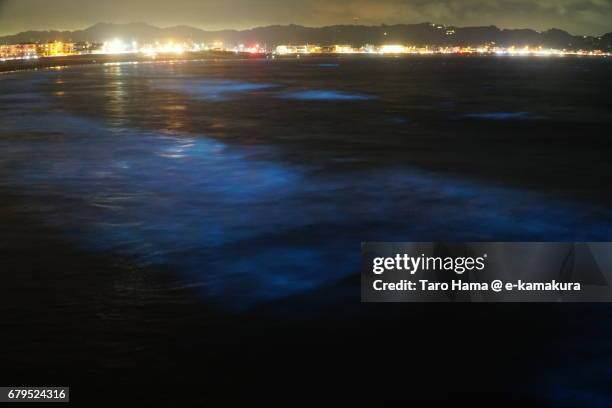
273 43 609 57
379 45 408 54
98 39 196 56
232 44 265 54
1 39 610 62
102 39 131 54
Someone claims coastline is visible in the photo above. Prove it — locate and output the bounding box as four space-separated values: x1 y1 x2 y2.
3 50 609 75
0 50 268 73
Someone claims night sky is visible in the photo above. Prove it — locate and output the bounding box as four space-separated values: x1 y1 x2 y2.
1 0 611 36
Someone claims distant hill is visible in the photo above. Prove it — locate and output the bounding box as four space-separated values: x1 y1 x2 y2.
1 22 611 51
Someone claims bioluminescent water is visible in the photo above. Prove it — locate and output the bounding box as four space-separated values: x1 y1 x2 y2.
154 79 277 100
282 90 376 100
3 56 612 407
2 58 612 309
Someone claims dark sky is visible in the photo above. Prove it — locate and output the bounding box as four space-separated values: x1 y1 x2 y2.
1 0 611 36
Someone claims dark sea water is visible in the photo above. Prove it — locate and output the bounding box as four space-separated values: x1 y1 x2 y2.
1 56 612 405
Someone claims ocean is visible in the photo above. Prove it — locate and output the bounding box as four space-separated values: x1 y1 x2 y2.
1 55 611 405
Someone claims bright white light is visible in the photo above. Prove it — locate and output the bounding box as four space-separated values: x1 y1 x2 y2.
158 42 185 54
102 39 130 54
379 45 407 54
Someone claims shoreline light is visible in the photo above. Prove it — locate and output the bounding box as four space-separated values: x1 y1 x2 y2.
1 39 610 62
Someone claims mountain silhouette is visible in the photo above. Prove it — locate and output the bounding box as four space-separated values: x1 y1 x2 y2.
1 22 610 51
